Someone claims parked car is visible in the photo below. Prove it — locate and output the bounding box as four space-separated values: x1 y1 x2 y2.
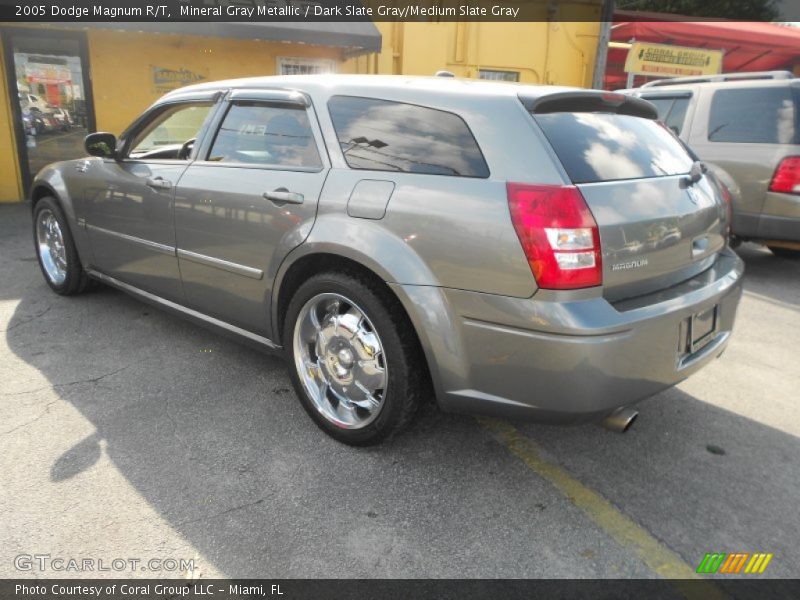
624 71 800 257
19 92 50 114
21 107 53 135
49 106 73 130
29 75 744 445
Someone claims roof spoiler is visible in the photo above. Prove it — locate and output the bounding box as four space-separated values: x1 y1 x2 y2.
520 91 658 119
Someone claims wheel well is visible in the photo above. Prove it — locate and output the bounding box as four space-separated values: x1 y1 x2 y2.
276 252 434 401
276 254 381 343
30 185 55 207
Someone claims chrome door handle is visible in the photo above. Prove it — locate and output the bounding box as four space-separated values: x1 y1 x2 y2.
146 177 172 190
263 188 304 205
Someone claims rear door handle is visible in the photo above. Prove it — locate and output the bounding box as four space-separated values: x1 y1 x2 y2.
146 177 172 190
263 188 304 205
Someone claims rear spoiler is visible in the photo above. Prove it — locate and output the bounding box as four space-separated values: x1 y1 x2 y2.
520 92 658 119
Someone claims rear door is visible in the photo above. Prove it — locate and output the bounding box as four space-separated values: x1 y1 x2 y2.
173 89 328 337
531 102 727 301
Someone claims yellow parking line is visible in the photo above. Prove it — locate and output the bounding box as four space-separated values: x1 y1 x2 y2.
477 418 727 600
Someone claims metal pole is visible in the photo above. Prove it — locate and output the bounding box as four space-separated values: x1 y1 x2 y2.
625 38 636 89
591 0 615 89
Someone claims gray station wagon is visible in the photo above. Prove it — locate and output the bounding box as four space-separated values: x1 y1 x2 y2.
30 75 744 445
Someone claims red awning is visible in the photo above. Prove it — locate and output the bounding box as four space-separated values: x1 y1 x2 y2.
607 14 800 89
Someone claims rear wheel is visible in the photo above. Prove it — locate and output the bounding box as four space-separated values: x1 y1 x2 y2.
768 245 800 259
283 270 425 445
33 196 92 295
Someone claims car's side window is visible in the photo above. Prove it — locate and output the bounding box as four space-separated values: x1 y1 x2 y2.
327 95 490 178
642 95 690 135
206 102 322 169
127 102 214 160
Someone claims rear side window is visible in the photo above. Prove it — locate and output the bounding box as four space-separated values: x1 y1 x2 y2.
642 96 690 135
534 112 693 184
708 87 797 144
327 96 489 177
207 102 321 168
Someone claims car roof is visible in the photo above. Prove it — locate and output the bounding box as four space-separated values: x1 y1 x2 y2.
162 74 583 103
626 77 800 96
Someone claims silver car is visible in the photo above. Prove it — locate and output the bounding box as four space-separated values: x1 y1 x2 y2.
30 75 744 445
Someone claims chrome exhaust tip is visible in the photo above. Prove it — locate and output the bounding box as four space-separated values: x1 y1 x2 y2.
601 407 639 433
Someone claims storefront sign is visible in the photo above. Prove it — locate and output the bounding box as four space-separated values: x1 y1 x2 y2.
152 67 207 94
24 62 72 85
624 42 723 78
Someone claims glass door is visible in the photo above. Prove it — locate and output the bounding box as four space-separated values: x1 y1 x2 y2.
2 29 94 191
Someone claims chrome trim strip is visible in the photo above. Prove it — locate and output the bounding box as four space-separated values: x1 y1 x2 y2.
87 224 176 256
177 248 264 280
86 270 279 350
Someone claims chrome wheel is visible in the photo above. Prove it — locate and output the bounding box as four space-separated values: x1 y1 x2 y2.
36 208 68 285
293 292 388 429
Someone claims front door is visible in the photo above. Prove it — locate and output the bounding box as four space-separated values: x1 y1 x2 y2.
84 100 217 301
174 92 329 337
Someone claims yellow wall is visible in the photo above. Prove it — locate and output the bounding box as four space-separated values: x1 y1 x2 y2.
0 42 24 203
1 17 602 202
344 20 602 88
87 29 343 136
0 27 344 202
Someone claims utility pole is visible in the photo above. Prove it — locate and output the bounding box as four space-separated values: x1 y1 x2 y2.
591 0 615 89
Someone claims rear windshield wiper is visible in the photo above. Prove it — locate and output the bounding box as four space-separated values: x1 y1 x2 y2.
681 161 707 188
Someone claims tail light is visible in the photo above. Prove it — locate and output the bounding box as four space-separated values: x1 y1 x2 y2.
769 156 800 194
506 183 602 290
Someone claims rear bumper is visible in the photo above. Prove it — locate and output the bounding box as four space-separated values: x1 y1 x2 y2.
733 192 800 242
394 249 744 423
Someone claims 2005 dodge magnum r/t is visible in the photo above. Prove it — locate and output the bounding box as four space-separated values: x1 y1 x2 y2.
30 75 744 445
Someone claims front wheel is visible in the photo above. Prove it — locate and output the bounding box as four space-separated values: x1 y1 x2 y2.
33 196 92 295
283 271 426 445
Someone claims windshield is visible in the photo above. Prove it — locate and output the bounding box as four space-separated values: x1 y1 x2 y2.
534 112 694 184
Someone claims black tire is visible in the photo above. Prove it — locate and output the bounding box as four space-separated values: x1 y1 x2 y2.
768 246 800 259
283 270 427 446
32 196 92 295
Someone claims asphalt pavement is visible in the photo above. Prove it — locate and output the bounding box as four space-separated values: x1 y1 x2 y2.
1 203 798 585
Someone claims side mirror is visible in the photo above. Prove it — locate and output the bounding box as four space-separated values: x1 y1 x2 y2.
85 132 117 159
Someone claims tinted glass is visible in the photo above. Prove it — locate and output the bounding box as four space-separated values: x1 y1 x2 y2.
535 112 693 184
328 96 489 177
641 96 690 135
708 87 797 144
645 98 674 119
130 104 212 157
665 98 689 135
208 103 321 168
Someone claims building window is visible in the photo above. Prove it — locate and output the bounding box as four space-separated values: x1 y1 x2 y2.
277 57 335 75
478 69 519 82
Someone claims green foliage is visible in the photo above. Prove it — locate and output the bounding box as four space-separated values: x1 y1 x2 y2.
619 0 780 20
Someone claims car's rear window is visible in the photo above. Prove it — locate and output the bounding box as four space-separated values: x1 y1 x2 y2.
534 112 694 184
708 87 798 144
